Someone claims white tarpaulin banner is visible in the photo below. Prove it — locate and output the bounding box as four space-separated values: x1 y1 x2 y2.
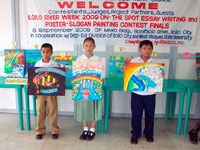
21 0 200 47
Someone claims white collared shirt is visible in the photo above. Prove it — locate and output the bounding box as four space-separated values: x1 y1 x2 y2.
130 56 156 95
76 54 104 77
76 54 101 61
35 59 58 68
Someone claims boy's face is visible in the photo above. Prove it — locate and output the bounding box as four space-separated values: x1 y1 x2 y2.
139 44 153 58
41 47 53 61
83 40 95 55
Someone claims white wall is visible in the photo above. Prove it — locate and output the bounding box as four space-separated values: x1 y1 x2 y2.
0 0 12 50
0 1 16 111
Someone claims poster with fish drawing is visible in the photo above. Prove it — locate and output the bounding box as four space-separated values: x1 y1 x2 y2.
51 56 77 78
72 61 103 100
196 53 200 81
28 67 66 96
109 56 133 78
24 49 42 76
4 49 25 77
124 63 164 92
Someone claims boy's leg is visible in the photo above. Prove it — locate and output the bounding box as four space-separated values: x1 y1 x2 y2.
131 93 143 138
35 96 47 135
47 96 59 134
143 94 156 138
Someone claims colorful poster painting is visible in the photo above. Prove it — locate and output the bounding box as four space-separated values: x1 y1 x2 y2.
28 67 66 96
124 63 164 92
196 53 200 81
24 49 42 75
108 56 133 78
109 56 125 78
51 56 77 78
72 61 103 100
4 49 25 77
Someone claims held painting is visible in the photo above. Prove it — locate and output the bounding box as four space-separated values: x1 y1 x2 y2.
124 63 164 92
4 49 25 77
28 67 66 96
72 61 103 100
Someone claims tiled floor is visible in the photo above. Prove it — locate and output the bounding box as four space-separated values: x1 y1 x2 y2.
0 113 199 150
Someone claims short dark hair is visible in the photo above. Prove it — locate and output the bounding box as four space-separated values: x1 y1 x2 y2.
139 40 153 49
41 43 53 51
83 37 95 45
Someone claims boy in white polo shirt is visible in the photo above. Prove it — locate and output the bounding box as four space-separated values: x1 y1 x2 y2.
34 43 59 140
130 40 156 144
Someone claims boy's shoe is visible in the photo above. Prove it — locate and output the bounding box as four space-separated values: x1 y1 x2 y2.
52 134 59 139
36 134 43 140
189 129 198 144
87 131 95 141
79 131 88 140
130 137 138 144
145 136 154 142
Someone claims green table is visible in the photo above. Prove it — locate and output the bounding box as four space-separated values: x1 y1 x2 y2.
175 80 200 136
27 77 102 133
104 78 186 135
0 77 24 130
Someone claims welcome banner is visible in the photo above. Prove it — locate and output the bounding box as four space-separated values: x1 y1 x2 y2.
22 0 200 46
